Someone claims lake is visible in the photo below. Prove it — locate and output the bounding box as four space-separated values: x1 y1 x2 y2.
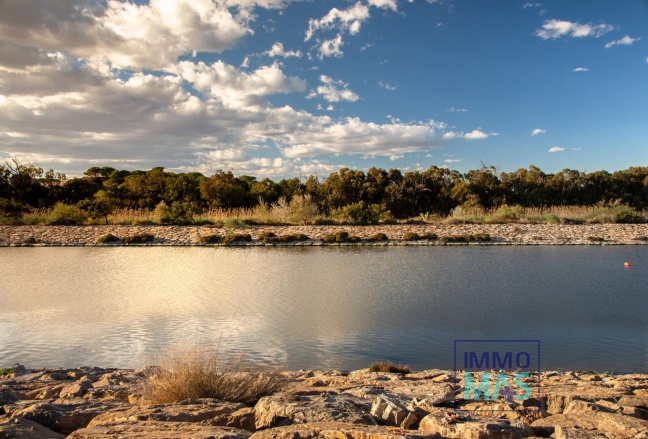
0 246 646 372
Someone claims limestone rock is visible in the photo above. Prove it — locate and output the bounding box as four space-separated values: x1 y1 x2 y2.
0 416 65 439
531 412 648 438
59 379 93 399
249 421 442 439
554 426 608 439
0 390 18 406
370 395 417 428
88 399 247 427
4 399 123 435
418 413 530 439
254 393 373 430
67 421 251 439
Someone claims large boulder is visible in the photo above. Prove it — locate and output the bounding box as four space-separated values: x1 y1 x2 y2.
254 393 374 430
418 412 532 439
0 416 65 439
88 399 248 427
59 379 93 399
370 395 417 428
67 421 251 439
3 398 124 435
249 421 442 439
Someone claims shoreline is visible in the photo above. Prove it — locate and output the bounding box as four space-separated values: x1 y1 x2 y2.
2 224 648 247
1 366 647 438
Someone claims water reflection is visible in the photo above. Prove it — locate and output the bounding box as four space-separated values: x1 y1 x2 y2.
0 246 646 372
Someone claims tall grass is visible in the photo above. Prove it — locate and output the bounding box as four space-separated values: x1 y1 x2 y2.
142 344 283 405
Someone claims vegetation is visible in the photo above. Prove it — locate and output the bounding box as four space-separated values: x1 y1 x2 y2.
366 233 389 242
587 236 605 242
199 234 222 244
0 368 15 376
368 362 412 374
123 233 155 244
142 344 283 405
321 231 361 243
403 232 421 241
97 234 121 244
222 233 252 245
1 160 647 225
439 233 491 243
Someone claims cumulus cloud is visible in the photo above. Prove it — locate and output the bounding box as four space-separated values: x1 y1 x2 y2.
463 130 489 140
367 0 398 11
447 107 468 112
531 128 546 136
266 42 302 58
444 158 462 163
548 146 565 153
573 67 589 72
318 34 344 59
605 35 641 49
308 75 359 103
535 19 614 40
305 2 370 41
523 2 542 8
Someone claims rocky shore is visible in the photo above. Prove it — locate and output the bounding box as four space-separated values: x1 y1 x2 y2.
1 366 647 438
1 224 648 247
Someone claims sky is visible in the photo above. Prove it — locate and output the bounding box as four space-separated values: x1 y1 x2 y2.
0 0 647 178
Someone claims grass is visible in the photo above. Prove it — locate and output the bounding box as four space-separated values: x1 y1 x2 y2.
368 362 412 374
0 367 15 376
142 344 283 405
2 204 647 226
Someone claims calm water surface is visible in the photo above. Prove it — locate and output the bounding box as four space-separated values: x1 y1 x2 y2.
0 246 646 372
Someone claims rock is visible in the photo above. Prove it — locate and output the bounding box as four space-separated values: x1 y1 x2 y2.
254 393 373 430
88 399 247 427
39 373 69 381
418 413 530 439
618 396 648 408
531 412 648 438
249 422 442 439
59 379 93 399
4 399 123 435
554 426 608 439
0 416 65 439
370 395 417 428
33 384 66 400
0 390 19 406
563 399 615 414
621 405 648 420
67 421 251 439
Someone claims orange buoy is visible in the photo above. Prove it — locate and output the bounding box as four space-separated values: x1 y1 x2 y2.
624 261 631 267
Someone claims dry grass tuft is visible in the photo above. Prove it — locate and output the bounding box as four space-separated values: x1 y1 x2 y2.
368 361 412 374
142 344 284 405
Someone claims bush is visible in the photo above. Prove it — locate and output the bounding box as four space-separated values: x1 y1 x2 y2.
0 198 29 220
223 218 249 229
403 232 420 241
48 203 88 225
97 234 121 244
616 209 643 224
313 217 336 225
142 344 283 405
587 236 604 242
368 362 411 374
123 233 155 244
293 233 309 241
366 233 389 242
159 201 203 225
321 231 359 243
199 235 221 244
222 234 252 245
421 232 438 240
439 233 491 243
257 232 277 240
332 201 382 225
0 368 15 376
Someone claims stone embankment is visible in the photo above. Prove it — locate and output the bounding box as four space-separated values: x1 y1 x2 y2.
1 224 648 247
1 366 647 438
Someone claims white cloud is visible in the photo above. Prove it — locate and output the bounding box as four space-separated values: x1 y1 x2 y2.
378 81 397 91
605 35 641 49
444 159 462 163
318 34 344 59
447 107 468 112
573 67 589 72
305 2 370 41
531 128 546 136
308 75 359 103
523 2 543 8
463 130 489 140
367 0 398 11
535 19 614 40
548 146 565 153
266 42 302 58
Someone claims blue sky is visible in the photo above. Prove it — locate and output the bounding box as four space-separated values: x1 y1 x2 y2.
0 0 646 177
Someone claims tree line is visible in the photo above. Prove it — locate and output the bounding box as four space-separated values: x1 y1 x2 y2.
1 160 647 222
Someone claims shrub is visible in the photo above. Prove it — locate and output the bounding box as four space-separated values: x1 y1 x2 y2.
347 235 362 243
616 209 643 224
293 233 309 242
321 233 337 243
159 201 203 225
257 232 277 240
439 233 491 243
313 217 336 225
97 234 121 244
368 362 411 374
78 197 113 224
321 231 358 243
222 234 252 245
199 235 221 244
22 236 39 244
332 201 382 225
123 233 155 244
0 368 15 376
366 233 389 242
278 234 296 243
263 236 280 244
223 218 249 229
587 236 604 242
0 198 29 220
48 203 88 225
142 344 283 405
473 233 491 241
421 232 438 240
403 232 420 241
